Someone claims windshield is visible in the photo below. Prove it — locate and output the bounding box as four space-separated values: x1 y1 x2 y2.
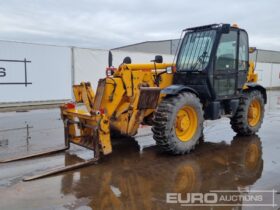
177 30 216 71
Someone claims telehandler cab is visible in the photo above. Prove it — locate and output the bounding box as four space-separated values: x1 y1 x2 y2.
1 23 266 181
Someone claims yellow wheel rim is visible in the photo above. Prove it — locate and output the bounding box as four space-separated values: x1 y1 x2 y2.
245 144 259 170
248 99 261 127
175 105 198 142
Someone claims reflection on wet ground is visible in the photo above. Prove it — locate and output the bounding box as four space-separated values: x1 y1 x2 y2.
0 90 279 210
58 135 264 210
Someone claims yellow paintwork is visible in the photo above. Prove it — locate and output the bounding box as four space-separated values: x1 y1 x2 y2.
246 61 258 83
243 60 258 90
62 54 259 156
99 63 173 136
73 82 95 112
175 105 198 142
248 99 261 127
61 62 174 155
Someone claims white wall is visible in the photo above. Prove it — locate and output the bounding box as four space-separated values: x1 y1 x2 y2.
73 48 108 90
255 63 271 87
0 41 72 104
255 62 280 88
271 64 280 88
266 90 280 111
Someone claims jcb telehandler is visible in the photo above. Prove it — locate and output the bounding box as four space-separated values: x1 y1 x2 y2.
1 23 266 181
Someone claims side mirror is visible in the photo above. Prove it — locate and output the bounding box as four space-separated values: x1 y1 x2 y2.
123 56 132 64
152 55 163 63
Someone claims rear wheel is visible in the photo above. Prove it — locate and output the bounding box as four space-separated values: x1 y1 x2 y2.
152 92 204 154
230 90 265 135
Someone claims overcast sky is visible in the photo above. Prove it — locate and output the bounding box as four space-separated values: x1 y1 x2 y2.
0 0 279 51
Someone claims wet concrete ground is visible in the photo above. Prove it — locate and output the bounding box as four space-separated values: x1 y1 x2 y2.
0 90 279 210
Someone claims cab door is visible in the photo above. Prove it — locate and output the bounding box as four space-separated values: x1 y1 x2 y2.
213 30 238 99
237 30 249 89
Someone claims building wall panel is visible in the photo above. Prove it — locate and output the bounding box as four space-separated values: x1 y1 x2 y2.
0 41 72 104
73 48 108 90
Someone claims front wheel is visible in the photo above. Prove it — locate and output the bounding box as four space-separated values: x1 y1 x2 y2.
230 90 265 135
152 92 204 154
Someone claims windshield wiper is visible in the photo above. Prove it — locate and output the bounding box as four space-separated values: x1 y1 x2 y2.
190 51 208 70
190 40 210 71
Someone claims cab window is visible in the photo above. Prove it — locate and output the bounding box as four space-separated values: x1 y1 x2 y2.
215 31 237 71
238 31 249 71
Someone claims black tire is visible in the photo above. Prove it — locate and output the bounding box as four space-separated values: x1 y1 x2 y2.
230 90 265 135
152 92 204 154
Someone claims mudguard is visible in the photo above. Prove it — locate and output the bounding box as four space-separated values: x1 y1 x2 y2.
161 85 199 96
244 83 267 104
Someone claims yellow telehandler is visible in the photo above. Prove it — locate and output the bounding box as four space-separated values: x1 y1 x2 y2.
1 23 266 181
